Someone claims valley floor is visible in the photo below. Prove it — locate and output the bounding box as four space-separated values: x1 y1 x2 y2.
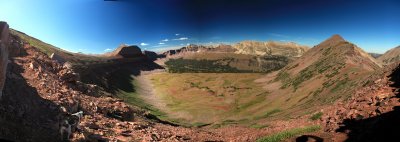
129 71 325 141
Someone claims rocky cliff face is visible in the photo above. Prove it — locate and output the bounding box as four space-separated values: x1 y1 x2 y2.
0 22 9 98
143 50 159 61
112 45 143 58
233 41 309 57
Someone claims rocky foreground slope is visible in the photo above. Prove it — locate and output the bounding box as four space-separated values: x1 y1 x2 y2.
319 62 400 141
0 22 179 141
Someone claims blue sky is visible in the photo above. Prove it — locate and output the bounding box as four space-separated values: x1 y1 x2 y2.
0 0 399 54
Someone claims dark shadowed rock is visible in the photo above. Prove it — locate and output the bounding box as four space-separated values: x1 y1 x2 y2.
9 33 23 57
114 45 143 58
163 49 181 56
143 50 158 61
0 21 9 98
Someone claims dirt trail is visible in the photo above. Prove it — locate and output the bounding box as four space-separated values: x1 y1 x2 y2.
134 69 169 112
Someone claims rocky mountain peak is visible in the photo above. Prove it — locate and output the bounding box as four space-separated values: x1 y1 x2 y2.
319 34 346 46
328 34 345 42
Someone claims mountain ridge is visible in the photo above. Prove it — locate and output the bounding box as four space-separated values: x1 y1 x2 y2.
161 40 309 58
270 34 381 107
378 45 400 65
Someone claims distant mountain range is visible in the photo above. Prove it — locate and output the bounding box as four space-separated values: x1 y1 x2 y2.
162 41 309 58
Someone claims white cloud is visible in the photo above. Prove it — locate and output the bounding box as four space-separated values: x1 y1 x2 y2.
162 39 169 42
175 33 180 36
159 42 165 45
104 48 113 52
140 43 149 46
173 37 189 41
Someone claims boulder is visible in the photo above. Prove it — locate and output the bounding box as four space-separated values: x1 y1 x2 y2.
0 21 9 98
50 53 66 64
